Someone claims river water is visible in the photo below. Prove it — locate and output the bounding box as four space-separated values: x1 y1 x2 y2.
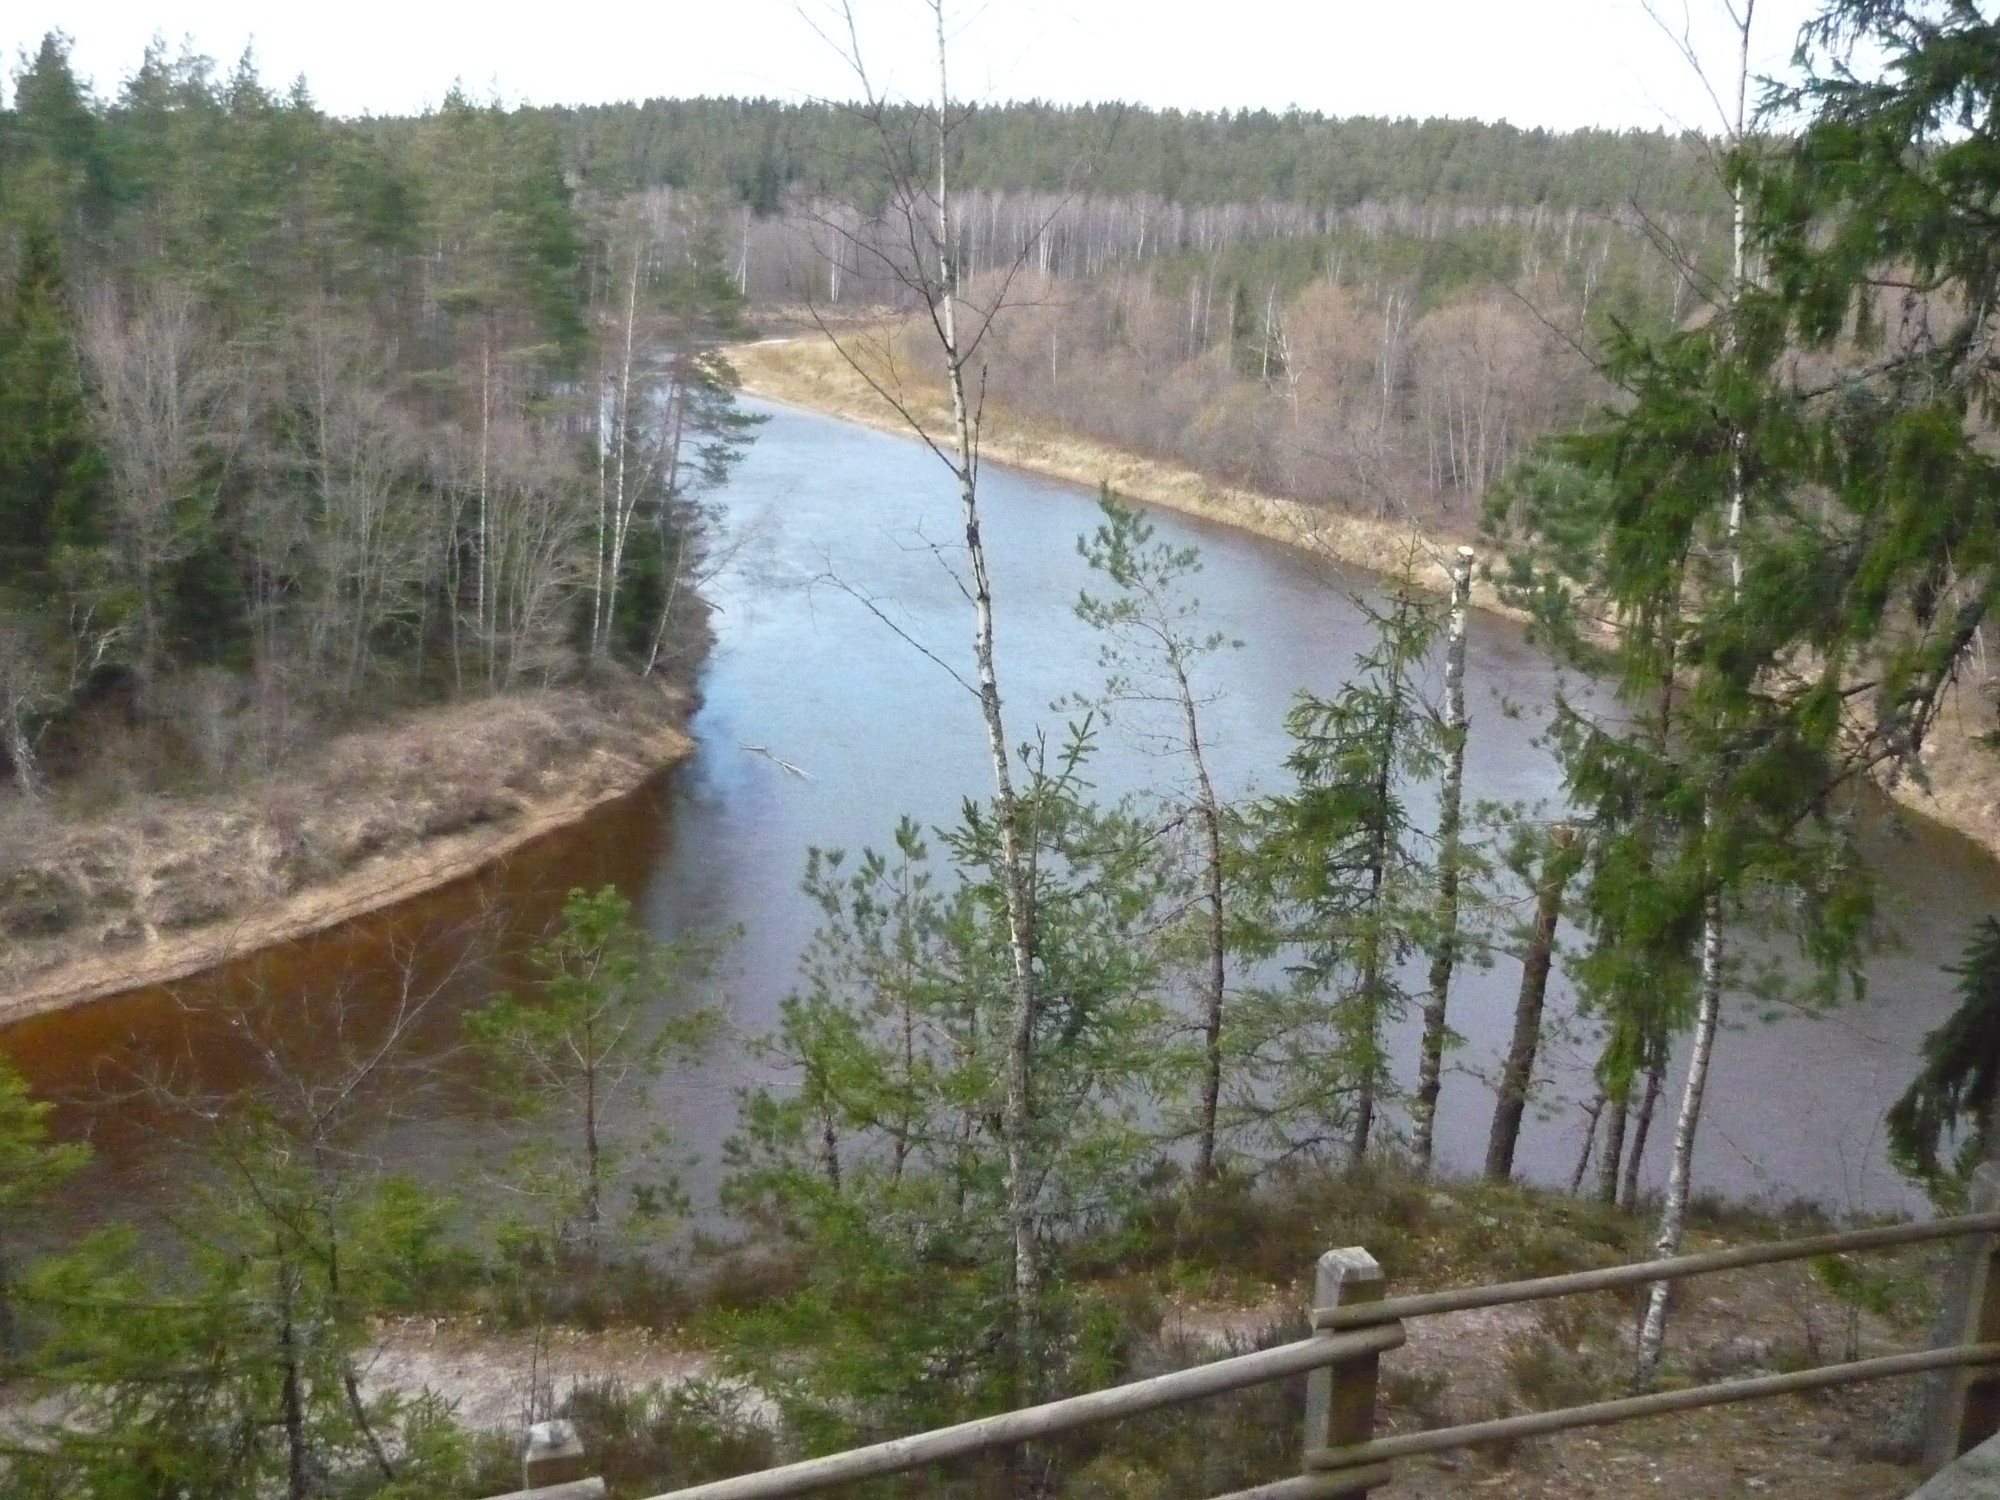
7 397 1996 1221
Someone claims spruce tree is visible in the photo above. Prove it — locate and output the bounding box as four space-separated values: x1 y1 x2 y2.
0 224 104 601
1247 585 1446 1170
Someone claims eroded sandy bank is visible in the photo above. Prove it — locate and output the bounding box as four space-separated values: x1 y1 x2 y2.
0 685 694 1027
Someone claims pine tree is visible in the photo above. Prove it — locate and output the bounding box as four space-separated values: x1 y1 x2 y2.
1073 491 1243 1185
0 1057 87 1359
723 731 1174 1438
1888 919 2000 1192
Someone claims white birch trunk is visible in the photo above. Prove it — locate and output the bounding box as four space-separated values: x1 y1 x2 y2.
1636 0 1754 1384
1412 546 1474 1170
924 0 1042 1376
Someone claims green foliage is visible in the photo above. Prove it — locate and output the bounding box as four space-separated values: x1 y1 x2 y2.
1242 584 1446 1161
0 36 754 785
468 885 720 1254
0 225 104 599
722 730 1177 1438
0 1057 87 1357
555 1379 778 1498
526 99 1727 216
7 1129 474 1499
1887 917 2000 1191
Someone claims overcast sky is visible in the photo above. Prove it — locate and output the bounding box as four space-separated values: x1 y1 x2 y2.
8 0 1832 132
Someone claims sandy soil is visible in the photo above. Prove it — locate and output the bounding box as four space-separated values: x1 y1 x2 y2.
0 684 693 1026
350 1243 1925 1499
732 329 2000 867
361 1319 720 1434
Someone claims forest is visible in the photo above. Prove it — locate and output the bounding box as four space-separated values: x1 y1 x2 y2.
6 0 2000 1496
0 36 749 801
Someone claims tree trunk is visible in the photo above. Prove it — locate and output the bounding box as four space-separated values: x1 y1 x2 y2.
278 1263 310 1500
1182 659 1229 1187
1349 701 1399 1174
1622 1032 1665 1208
928 3 1041 1392
1597 1077 1630 1205
596 249 643 661
1569 1091 1604 1195
1413 546 1474 1171
1637 7 1751 1378
1484 826 1576 1180
582 1051 602 1249
1637 880 1725 1385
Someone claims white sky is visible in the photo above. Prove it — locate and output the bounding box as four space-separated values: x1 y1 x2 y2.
7 0 1831 132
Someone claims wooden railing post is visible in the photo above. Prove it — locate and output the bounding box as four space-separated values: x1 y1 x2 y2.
1930 1164 2000 1470
1304 1248 1387 1495
524 1420 590 1489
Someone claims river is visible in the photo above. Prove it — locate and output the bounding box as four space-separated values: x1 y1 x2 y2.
7 397 1995 1223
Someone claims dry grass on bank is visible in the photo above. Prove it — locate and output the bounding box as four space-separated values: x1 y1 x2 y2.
0 680 694 1022
358 1173 1929 1500
731 331 1495 603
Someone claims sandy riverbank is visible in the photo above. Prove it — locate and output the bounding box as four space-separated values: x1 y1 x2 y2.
0 684 694 1027
732 329 2000 863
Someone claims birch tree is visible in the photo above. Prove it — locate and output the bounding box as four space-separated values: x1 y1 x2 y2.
1634 0 1756 1384
797 0 1073 1387
84 282 233 714
1411 545 1475 1170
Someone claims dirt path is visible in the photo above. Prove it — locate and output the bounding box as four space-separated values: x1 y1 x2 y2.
361 1319 719 1433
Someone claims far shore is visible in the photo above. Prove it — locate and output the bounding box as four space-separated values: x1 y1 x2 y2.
730 330 2000 866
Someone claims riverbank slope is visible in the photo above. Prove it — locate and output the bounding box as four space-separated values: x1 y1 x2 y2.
0 680 694 1026
732 330 2000 862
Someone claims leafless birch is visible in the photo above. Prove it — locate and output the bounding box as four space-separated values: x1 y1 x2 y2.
1636 0 1756 1387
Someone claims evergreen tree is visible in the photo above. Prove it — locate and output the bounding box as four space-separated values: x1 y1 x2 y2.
723 732 1173 1444
1246 586 1446 1170
468 886 718 1255
12 1148 474 1499
1888 918 2000 1192
1073 492 1243 1185
0 1058 87 1359
0 222 105 598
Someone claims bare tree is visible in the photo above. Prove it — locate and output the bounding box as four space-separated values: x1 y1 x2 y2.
84 282 236 715
295 311 427 699
793 0 1085 1392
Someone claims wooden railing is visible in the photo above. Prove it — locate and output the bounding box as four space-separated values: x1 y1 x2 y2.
603 1169 2000 1500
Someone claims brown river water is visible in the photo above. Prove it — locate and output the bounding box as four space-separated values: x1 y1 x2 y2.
6 398 1996 1224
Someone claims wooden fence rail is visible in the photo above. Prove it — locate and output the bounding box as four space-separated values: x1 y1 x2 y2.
632 1168 2000 1500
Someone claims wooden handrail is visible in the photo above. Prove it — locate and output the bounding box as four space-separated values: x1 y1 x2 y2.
641 1323 1405 1500
1315 1210 2000 1330
1308 1342 2000 1470
642 1203 2000 1500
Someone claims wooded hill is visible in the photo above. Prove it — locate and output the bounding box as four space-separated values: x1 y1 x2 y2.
523 98 1729 214
0 38 749 798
